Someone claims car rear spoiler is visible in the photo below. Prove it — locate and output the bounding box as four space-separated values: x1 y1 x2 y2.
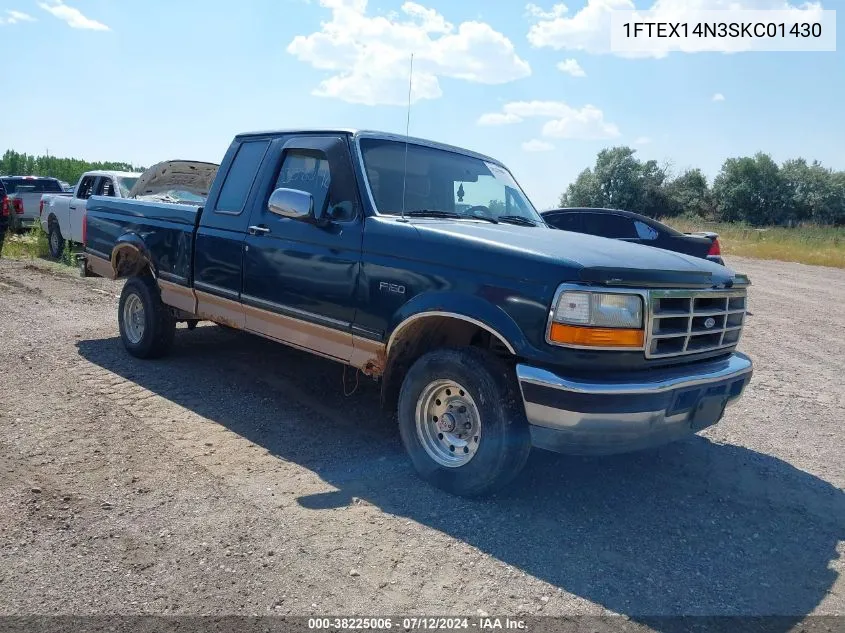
684 231 719 240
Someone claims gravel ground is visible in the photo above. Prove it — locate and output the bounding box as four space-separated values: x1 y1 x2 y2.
0 256 842 625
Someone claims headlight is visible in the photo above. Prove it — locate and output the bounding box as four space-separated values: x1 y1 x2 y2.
548 289 644 349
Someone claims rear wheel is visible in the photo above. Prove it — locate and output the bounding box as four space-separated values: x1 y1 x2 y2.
48 222 65 259
397 347 531 497
118 275 176 359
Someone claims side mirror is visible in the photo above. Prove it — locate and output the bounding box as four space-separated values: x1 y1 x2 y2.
268 188 314 221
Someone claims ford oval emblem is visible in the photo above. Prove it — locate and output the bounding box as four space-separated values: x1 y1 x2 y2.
704 317 716 329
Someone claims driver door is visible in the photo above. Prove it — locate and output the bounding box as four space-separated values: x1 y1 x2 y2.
241 135 364 362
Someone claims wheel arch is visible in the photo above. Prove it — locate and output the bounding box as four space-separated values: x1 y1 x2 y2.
379 293 527 412
110 234 156 280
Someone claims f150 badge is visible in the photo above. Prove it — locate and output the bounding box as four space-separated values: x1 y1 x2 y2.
379 282 406 295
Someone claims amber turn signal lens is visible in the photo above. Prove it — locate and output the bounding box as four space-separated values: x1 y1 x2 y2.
549 323 644 348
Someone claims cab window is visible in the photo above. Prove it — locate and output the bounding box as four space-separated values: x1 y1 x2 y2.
216 140 271 214
272 148 355 222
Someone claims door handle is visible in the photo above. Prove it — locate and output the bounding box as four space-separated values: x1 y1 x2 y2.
69 206 77 210
248 225 270 235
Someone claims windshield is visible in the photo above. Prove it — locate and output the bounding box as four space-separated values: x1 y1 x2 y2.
358 138 543 224
117 177 140 197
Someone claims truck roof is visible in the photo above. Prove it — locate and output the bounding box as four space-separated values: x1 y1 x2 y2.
81 170 143 179
234 128 504 167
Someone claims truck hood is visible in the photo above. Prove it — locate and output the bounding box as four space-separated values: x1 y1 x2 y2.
128 160 219 200
409 220 745 288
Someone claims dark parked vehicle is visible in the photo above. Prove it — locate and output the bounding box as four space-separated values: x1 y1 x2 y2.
541 207 724 265
83 128 753 497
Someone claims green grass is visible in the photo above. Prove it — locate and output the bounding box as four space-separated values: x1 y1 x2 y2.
0 222 79 266
662 217 845 268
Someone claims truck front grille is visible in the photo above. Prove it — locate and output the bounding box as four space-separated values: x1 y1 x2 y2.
646 289 747 359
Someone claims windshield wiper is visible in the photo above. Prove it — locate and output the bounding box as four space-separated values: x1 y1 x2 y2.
404 209 462 219
497 215 537 226
403 209 499 224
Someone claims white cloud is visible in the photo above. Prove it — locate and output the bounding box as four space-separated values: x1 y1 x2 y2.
288 0 531 106
557 58 586 77
712 92 725 101
0 9 36 25
478 100 621 140
522 139 556 152
38 1 109 30
477 112 523 126
634 136 653 145
528 0 633 53
542 106 620 139
526 0 827 58
525 2 568 19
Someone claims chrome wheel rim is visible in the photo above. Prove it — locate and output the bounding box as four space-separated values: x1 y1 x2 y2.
415 379 481 468
123 293 145 344
50 230 59 253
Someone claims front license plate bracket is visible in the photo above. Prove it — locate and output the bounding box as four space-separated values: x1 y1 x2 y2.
690 394 728 431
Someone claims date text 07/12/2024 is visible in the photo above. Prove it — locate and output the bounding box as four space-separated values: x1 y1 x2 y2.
307 616 528 630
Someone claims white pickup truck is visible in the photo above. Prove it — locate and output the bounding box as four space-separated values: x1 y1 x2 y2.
39 170 141 258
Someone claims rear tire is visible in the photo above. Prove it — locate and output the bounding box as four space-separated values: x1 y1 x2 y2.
48 222 64 259
118 275 176 359
397 347 531 497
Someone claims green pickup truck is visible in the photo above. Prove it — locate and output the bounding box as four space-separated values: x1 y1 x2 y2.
83 128 754 497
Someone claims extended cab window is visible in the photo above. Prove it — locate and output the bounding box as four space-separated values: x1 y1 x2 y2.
273 149 355 222
216 140 270 214
582 213 638 239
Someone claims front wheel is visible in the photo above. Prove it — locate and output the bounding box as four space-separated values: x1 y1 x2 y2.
397 347 531 497
118 275 176 359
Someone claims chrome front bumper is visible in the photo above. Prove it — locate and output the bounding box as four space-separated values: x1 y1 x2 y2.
517 352 753 455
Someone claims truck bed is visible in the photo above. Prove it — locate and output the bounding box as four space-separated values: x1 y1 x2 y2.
85 196 200 284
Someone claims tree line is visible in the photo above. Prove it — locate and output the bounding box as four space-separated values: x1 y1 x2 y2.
560 147 845 226
0 150 145 187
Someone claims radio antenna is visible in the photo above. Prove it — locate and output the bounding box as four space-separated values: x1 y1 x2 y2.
399 53 414 223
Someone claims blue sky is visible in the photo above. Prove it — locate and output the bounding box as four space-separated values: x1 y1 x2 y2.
0 0 841 208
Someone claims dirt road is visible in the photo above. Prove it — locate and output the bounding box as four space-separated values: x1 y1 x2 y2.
0 256 843 623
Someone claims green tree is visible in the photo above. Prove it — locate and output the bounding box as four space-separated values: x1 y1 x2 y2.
712 153 788 226
0 149 145 186
559 168 602 207
780 159 845 226
559 146 671 218
561 147 845 226
664 168 713 218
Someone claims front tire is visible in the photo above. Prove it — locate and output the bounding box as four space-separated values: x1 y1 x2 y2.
397 347 531 497
118 275 176 359
48 222 65 259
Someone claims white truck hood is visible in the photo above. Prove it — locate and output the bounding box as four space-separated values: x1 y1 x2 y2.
128 160 219 199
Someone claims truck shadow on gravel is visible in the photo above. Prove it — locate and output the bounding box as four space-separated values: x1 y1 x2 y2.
77 327 844 628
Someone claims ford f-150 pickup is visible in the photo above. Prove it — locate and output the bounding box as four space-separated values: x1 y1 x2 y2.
40 170 142 258
82 129 754 497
